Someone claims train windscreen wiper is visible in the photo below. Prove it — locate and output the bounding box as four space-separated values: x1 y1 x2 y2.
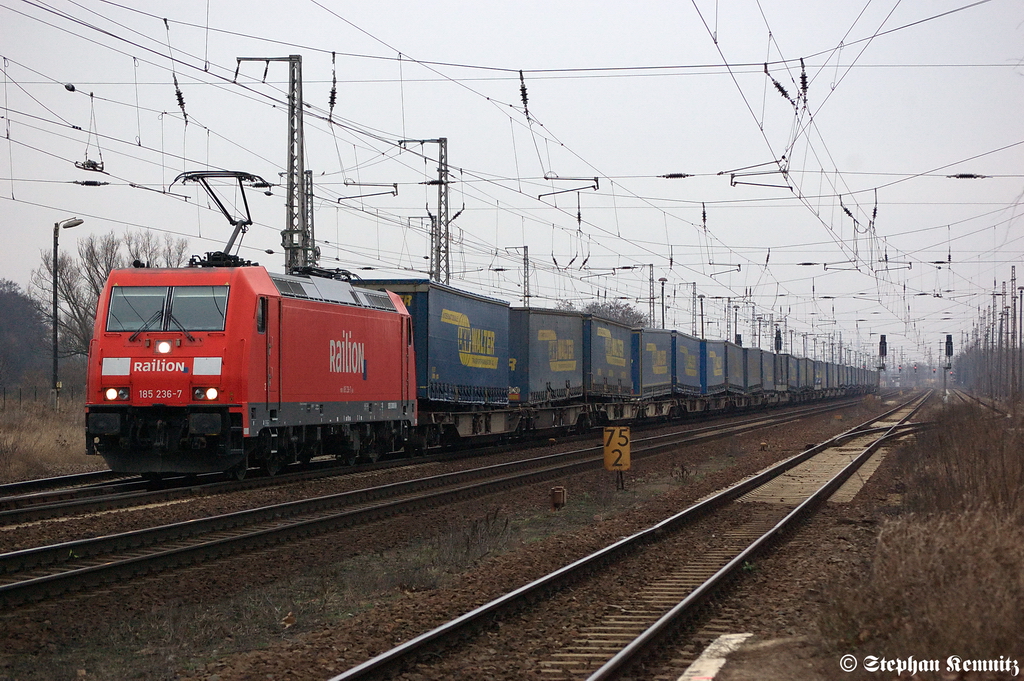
129 310 163 342
167 313 197 342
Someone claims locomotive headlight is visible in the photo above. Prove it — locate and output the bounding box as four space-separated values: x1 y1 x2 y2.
193 387 219 400
156 341 172 354
104 387 130 401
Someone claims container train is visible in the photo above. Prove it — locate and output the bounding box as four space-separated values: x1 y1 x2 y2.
84 265 875 477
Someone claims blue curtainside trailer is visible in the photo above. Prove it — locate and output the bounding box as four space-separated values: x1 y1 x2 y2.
357 279 510 405
509 307 585 404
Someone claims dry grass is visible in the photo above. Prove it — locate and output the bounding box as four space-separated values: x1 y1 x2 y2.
0 400 104 483
895 403 1024 516
820 402 1024 668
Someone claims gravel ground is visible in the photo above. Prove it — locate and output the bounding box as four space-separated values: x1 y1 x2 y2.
0 395 892 681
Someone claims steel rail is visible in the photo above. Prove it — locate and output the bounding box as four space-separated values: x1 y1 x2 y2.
586 393 931 680
325 393 926 681
0 470 129 498
0 397 865 605
0 398 859 526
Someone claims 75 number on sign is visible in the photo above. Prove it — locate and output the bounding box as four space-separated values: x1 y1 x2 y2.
603 426 631 471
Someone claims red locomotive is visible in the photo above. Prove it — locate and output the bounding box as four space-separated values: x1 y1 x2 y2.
84 263 416 477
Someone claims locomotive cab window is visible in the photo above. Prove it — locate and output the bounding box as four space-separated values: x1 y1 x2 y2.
106 285 229 332
256 297 267 334
107 286 168 332
169 286 229 331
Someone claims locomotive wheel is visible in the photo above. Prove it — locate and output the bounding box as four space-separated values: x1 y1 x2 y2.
228 457 249 481
262 456 283 477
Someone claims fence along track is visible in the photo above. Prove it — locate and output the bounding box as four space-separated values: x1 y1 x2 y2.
325 393 928 681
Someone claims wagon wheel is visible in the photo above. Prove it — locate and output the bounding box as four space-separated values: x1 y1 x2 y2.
228 459 248 481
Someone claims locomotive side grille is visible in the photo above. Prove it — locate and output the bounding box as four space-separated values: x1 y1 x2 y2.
270 277 307 297
358 291 397 311
271 274 396 311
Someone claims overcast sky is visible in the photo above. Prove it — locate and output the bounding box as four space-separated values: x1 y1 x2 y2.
2 0 1022 366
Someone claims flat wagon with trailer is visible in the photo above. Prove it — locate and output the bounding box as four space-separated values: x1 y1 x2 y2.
356 278 510 445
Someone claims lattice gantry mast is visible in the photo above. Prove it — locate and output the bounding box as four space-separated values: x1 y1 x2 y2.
400 137 451 284
236 55 311 272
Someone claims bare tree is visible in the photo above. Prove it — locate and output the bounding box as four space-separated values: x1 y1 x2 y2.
124 230 189 268
556 299 650 327
29 229 190 359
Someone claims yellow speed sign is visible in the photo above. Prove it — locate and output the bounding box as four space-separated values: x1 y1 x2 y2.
603 426 631 471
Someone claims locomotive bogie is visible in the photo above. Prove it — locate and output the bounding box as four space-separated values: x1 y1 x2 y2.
86 405 243 473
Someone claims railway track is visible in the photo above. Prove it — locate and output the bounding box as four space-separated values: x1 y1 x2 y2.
0 398 868 527
0 470 131 499
0 397 867 606
322 391 930 681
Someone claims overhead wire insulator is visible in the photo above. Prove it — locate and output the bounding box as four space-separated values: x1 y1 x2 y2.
519 70 530 121
164 18 187 126
173 75 188 125
764 63 794 106
772 78 793 105
328 51 338 119
799 57 808 104
840 195 854 220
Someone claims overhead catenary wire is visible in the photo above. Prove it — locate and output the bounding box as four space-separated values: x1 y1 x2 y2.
1 0 1015 359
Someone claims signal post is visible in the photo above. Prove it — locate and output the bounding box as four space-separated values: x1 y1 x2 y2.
604 426 631 490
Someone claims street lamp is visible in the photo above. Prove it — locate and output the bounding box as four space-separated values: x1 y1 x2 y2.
53 217 83 410
697 294 706 340
658 277 667 329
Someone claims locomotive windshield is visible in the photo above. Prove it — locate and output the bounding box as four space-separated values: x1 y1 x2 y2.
107 285 229 332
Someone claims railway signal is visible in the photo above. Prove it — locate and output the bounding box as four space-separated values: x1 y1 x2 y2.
943 334 954 396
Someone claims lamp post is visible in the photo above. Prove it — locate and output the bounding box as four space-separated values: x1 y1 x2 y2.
658 277 667 329
53 217 83 410
697 294 705 339
733 305 740 345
